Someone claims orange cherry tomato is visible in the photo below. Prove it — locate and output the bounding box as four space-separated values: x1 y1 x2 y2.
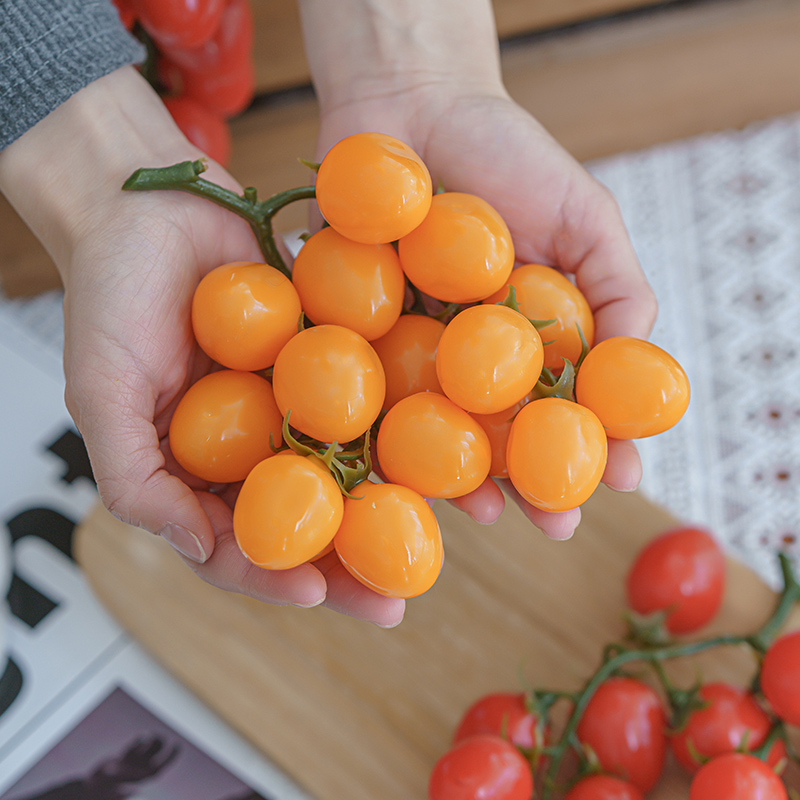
506 398 608 512
397 192 514 303
470 397 530 479
233 452 344 570
191 261 302 371
315 132 432 244
370 314 446 410
168 370 282 483
575 336 690 439
484 263 595 371
291 227 406 341
272 324 385 444
334 480 443 598
377 392 491 499
436 304 543 414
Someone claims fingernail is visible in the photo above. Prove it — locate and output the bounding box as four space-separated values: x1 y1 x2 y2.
159 524 207 563
293 596 325 609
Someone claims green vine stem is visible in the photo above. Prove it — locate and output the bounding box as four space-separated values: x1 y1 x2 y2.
539 552 800 798
122 159 316 276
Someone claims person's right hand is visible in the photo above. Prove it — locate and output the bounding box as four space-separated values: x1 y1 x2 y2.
0 66 407 628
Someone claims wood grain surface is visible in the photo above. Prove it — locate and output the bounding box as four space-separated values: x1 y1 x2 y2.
75 485 798 799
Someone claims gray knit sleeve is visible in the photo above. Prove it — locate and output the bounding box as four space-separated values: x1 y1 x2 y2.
0 0 147 150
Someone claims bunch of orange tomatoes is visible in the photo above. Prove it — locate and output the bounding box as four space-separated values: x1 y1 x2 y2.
130 132 690 602
113 0 255 166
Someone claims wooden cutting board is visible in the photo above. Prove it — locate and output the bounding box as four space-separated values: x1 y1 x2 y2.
75 486 798 799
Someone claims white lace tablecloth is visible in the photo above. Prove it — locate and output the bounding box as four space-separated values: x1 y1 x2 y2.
589 113 800 589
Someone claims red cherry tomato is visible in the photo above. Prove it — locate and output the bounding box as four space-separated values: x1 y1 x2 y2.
111 0 137 29
370 315 445 410
136 0 225 50
625 526 726 634
453 692 541 751
484 263 595 372
334 481 443 598
435 304 544 415
575 336 690 439
272 325 385 444
576 677 668 793
506 398 607 512
689 753 788 800
469 397 529 480
168 370 282 483
177 56 255 119
376 392 491 499
670 682 787 774
563 774 645 800
428 734 533 800
292 227 406 341
164 95 231 166
315 132 432 245
233 452 344 570
760 629 800 727
398 192 514 304
191 261 302 371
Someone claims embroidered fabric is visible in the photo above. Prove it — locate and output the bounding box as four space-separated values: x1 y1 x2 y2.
588 113 800 589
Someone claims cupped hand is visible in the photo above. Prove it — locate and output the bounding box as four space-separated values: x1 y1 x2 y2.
314 84 657 540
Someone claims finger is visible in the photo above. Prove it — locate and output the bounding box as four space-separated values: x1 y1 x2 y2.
314 551 407 628
186 491 329 608
602 438 642 493
497 478 581 540
447 478 506 525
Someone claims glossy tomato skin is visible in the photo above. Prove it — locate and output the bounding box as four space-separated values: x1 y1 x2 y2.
192 261 302 371
398 192 514 304
370 314 445 410
377 392 491 499
233 452 344 570
470 398 529 479
576 677 668 793
272 325 386 444
575 336 690 439
315 132 432 244
563 774 645 800
169 370 282 484
334 481 443 598
506 398 607 512
137 0 225 50
178 56 255 119
484 264 595 372
760 629 800 727
428 734 533 800
670 682 787 774
164 95 231 166
625 526 725 634
453 692 540 751
689 752 788 800
435 305 544 414
292 227 406 341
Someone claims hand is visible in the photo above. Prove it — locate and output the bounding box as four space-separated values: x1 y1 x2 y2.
302 1 657 540
0 67 406 628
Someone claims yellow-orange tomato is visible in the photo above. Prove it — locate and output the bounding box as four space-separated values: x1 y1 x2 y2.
506 398 607 512
370 314 446 409
191 261 302 371
233 452 344 570
291 227 406 341
470 397 530 479
436 304 543 414
168 370 282 483
377 392 491 499
397 192 514 303
484 264 595 371
315 132 432 244
334 480 443 598
575 336 690 439
272 324 385 444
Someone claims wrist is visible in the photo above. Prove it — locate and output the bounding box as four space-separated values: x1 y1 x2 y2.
0 66 197 275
